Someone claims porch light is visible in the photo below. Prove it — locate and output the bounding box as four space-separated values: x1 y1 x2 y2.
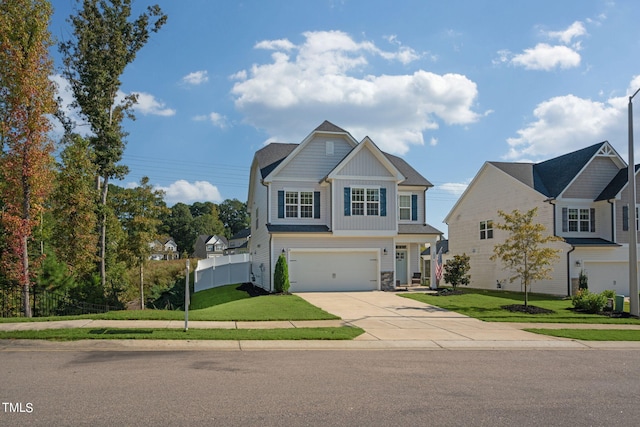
383 248 388 255
628 87 640 318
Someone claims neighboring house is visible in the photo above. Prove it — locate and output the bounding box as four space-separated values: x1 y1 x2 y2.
445 141 638 296
225 228 251 255
247 120 442 292
193 235 229 258
149 237 179 261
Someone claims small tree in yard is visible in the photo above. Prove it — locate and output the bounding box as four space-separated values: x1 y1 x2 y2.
443 254 471 289
490 208 562 307
274 253 290 294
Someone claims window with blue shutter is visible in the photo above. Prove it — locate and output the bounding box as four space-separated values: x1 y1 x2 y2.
314 191 320 219
380 188 386 217
344 187 351 216
278 191 284 218
411 194 418 221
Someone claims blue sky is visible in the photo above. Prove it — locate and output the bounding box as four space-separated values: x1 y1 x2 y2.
48 0 640 235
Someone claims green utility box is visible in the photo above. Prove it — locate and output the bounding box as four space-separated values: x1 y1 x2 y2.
614 295 625 313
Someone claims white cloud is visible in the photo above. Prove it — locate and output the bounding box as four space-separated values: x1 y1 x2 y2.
439 182 469 196
156 180 222 206
231 31 480 155
131 92 176 117
181 70 209 85
429 137 438 146
505 92 627 160
193 112 229 129
255 39 296 51
545 21 586 44
510 44 581 70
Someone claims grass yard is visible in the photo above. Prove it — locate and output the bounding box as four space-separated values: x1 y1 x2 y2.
524 328 640 341
0 284 339 323
401 288 640 324
0 326 363 341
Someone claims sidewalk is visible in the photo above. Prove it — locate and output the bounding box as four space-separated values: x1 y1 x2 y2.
1 291 640 351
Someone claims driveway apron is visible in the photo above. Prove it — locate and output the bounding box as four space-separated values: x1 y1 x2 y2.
296 291 554 342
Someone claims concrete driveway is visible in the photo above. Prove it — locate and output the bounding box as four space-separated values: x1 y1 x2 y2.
296 291 563 344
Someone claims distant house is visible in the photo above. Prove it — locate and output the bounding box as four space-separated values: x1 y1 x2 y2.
149 237 179 261
193 235 229 259
247 120 442 293
421 239 450 286
445 141 638 296
225 228 251 255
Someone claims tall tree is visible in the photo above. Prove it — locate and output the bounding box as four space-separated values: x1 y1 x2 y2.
51 134 99 279
114 177 167 309
163 203 195 255
490 208 562 307
59 0 167 293
218 199 250 238
0 0 56 317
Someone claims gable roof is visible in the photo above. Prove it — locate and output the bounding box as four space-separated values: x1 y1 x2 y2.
325 136 405 182
490 142 612 198
252 121 432 187
595 164 640 201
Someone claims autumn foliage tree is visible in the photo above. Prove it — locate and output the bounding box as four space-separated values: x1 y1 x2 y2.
0 0 56 317
490 208 562 307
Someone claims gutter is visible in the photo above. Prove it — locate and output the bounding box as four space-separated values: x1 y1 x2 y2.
566 245 576 297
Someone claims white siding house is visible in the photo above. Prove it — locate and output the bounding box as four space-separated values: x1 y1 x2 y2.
247 121 442 292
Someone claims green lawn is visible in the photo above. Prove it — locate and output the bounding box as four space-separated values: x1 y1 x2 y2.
0 326 363 341
0 285 338 323
525 328 640 341
401 288 640 324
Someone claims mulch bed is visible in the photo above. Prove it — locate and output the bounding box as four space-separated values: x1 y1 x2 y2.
501 304 555 315
236 283 270 297
433 288 465 296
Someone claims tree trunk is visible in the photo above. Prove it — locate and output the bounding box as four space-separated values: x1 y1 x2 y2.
139 262 144 310
21 235 31 318
99 175 109 294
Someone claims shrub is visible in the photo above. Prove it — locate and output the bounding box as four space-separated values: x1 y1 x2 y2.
443 253 471 289
571 289 607 313
273 254 290 294
601 289 616 299
578 270 588 290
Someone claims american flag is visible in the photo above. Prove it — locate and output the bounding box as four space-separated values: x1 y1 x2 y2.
435 247 443 282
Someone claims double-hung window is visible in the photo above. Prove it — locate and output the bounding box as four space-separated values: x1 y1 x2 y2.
351 188 379 216
480 220 493 240
562 207 595 233
399 195 411 220
285 191 313 218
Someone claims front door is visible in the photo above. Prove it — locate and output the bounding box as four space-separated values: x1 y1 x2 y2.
396 248 408 285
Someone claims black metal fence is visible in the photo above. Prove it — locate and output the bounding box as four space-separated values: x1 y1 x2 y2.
1 286 115 318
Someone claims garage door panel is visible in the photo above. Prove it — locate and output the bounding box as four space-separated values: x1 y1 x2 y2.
289 250 378 292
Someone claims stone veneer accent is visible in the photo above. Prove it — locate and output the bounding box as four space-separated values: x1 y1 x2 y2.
380 271 394 291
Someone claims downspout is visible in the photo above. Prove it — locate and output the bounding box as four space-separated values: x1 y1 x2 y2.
567 245 576 296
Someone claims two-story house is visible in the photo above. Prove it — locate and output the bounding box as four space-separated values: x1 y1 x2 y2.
149 237 179 261
248 121 442 292
445 141 638 296
192 235 229 259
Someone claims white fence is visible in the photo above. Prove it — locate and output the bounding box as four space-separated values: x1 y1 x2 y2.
194 254 251 293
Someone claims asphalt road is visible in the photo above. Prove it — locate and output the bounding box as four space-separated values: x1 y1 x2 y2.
1 349 639 426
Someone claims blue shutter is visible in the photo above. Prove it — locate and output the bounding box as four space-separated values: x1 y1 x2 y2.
344 187 351 216
411 194 418 221
590 208 596 232
314 191 321 219
380 188 386 217
562 208 568 232
278 191 284 218
623 205 629 231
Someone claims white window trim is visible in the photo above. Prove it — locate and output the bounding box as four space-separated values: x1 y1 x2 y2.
284 189 315 219
480 220 493 240
351 186 380 217
398 192 412 222
567 207 591 233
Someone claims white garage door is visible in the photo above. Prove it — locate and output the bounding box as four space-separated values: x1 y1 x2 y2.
288 250 379 292
583 261 639 296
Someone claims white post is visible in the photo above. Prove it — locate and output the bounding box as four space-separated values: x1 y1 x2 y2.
185 259 190 332
629 89 640 317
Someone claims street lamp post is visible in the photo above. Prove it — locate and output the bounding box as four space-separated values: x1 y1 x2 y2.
628 88 640 318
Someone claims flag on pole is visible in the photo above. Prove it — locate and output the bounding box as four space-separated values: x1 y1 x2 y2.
435 247 443 282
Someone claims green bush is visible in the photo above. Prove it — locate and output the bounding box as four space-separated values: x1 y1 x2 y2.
601 289 616 299
274 254 290 294
571 289 607 313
